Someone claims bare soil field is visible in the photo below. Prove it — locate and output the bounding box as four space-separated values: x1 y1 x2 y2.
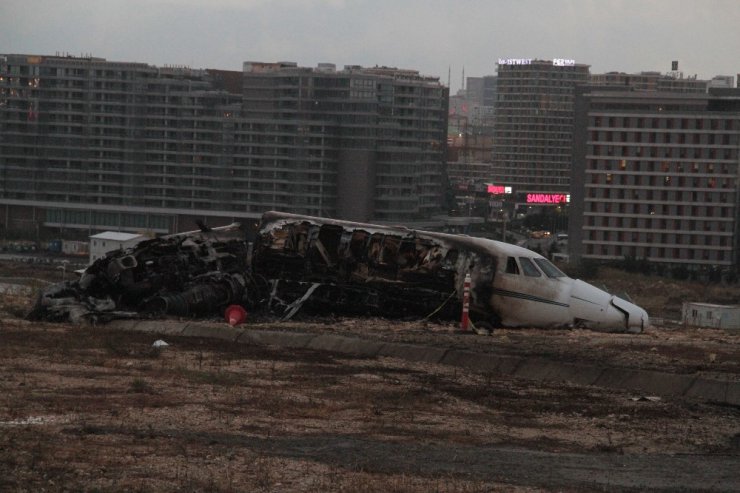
0 261 739 491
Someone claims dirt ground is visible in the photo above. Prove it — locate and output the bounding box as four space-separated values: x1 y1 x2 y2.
1 317 739 492
1 261 739 491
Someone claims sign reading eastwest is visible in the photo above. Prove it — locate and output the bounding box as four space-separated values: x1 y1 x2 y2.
526 193 570 204
497 58 532 66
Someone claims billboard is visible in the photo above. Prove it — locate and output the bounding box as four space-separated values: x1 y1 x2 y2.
525 193 570 204
487 184 512 195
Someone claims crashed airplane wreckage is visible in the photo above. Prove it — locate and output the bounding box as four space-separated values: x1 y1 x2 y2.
27 223 260 324
28 211 649 333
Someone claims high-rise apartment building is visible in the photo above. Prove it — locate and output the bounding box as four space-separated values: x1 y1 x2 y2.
466 76 497 108
570 87 740 277
461 75 497 128
0 54 448 237
240 62 448 223
491 59 590 195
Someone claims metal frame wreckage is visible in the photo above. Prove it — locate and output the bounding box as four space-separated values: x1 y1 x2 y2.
28 211 650 333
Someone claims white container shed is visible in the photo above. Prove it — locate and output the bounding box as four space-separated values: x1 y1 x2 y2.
682 302 740 330
89 232 146 264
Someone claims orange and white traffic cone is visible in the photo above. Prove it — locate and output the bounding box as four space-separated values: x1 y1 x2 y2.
460 272 471 331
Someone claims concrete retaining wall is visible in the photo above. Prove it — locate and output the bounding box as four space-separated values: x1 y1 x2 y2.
105 320 740 407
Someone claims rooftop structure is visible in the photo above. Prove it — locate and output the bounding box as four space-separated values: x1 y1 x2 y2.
89 231 145 263
89 232 144 242
591 71 710 93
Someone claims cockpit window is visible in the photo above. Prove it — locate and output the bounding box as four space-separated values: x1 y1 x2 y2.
505 256 520 275
518 257 542 277
533 258 566 278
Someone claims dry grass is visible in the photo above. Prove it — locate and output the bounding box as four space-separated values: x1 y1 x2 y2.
0 317 738 492
1 260 739 490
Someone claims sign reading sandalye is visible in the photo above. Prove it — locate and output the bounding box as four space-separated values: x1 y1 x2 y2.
526 193 570 204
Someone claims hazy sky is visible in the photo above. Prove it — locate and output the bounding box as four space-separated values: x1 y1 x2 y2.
2 0 739 92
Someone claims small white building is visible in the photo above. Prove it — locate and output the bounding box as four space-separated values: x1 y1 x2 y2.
682 302 740 330
62 240 89 257
89 232 146 264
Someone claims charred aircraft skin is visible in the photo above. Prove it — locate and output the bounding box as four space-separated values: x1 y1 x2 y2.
28 212 649 333
254 212 649 333
27 224 261 323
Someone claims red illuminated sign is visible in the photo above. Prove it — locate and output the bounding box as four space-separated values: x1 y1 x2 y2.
487 184 512 195
526 193 570 204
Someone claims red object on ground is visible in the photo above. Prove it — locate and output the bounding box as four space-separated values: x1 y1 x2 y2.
224 304 247 326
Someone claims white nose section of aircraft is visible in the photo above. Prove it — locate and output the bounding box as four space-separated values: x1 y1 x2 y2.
611 296 650 333
569 279 649 332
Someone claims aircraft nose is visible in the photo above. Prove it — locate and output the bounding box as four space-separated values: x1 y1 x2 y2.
569 279 649 332
611 296 649 333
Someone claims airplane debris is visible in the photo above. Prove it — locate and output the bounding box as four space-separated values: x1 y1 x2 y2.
27 212 650 333
251 212 649 332
279 282 321 321
630 396 662 402
27 224 261 324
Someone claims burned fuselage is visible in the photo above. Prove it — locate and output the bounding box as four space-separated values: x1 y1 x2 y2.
27 225 260 323
252 213 471 321
254 212 650 332
28 212 649 333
